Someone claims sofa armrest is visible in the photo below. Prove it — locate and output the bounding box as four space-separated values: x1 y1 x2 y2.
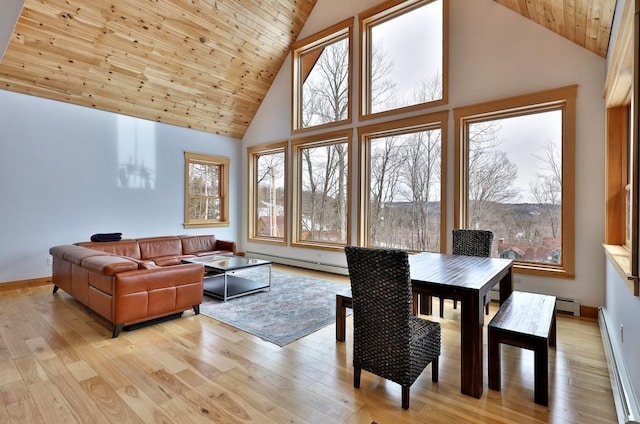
216 239 236 254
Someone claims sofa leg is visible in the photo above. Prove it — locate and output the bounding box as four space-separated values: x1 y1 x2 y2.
52 285 59 294
193 304 200 315
112 324 124 338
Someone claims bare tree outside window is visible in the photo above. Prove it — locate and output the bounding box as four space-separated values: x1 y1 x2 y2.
184 152 229 228
298 140 349 244
367 126 442 251
467 120 519 229
362 52 445 252
466 110 564 265
255 152 285 238
530 140 562 239
188 162 221 220
292 19 352 131
301 39 349 128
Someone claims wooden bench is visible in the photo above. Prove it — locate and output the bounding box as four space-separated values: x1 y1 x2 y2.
488 291 557 406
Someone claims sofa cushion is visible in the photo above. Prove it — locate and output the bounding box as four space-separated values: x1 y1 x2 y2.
180 235 216 255
137 236 182 260
122 257 160 270
76 240 141 259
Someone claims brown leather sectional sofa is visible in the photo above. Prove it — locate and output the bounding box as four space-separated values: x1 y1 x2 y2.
49 235 236 337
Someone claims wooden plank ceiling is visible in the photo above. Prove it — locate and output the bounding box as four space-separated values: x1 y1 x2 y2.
0 0 616 139
495 0 616 58
0 0 316 139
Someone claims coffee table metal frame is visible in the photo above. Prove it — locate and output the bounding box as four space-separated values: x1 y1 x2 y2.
183 255 272 301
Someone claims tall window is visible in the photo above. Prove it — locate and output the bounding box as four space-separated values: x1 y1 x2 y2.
359 112 447 252
248 142 287 243
184 152 230 228
291 18 353 132
455 86 576 277
292 130 351 249
360 0 447 119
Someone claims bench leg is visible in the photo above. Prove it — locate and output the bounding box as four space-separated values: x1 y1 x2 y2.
534 340 549 406
336 295 347 342
488 327 501 391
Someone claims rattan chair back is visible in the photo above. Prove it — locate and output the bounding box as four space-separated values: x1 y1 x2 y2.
345 246 414 368
452 229 494 257
344 245 441 409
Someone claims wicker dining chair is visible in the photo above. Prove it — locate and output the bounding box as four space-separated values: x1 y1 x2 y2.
344 245 441 410
438 229 495 317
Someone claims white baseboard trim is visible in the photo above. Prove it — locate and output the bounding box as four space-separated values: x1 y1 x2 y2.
245 251 349 275
599 307 640 424
487 290 580 316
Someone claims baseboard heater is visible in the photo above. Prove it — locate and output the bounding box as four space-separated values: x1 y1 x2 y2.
599 307 640 424
245 251 349 275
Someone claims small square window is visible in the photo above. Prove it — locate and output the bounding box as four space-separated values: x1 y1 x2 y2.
184 152 230 228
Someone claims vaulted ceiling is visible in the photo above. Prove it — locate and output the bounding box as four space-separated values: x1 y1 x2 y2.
495 0 616 58
0 0 317 139
0 0 617 139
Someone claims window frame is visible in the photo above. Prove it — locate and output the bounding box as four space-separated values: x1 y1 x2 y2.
454 85 577 278
247 141 288 244
357 111 448 252
291 18 354 134
359 0 449 121
602 0 639 295
183 151 230 228
291 129 352 251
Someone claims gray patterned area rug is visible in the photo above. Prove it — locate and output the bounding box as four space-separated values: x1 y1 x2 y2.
199 269 352 347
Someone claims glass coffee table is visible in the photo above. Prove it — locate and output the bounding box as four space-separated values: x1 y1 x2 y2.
183 255 271 301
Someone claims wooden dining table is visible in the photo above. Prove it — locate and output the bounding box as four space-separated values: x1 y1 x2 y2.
336 251 513 399
408 252 513 399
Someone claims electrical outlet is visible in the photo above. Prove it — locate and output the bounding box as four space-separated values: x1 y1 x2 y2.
620 324 624 343
47 255 53 266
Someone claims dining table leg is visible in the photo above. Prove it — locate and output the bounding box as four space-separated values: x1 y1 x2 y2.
460 289 484 398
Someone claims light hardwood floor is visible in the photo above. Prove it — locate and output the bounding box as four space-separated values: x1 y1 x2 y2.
0 265 617 423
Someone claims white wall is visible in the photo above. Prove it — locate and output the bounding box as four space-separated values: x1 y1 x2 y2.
605 260 640 411
0 0 24 61
242 0 607 307
0 90 241 284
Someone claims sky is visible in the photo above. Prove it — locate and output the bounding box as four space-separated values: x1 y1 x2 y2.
371 0 443 100
491 110 562 202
